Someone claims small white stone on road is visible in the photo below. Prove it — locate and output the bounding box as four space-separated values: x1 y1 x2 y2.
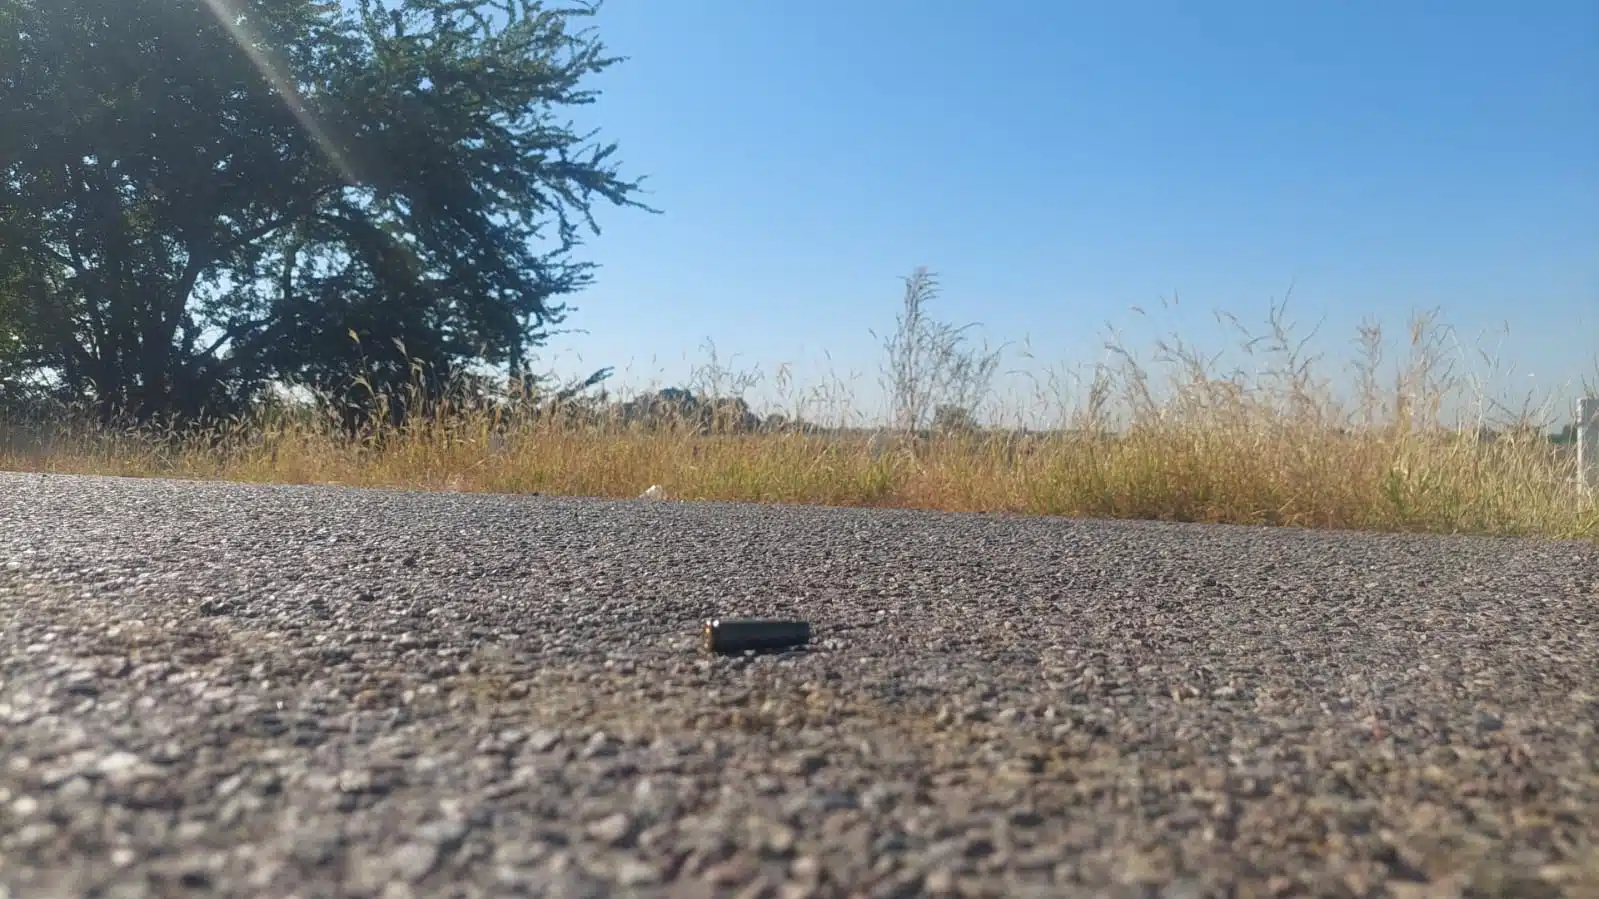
614 856 659 885
95 751 149 784
586 812 632 845
390 841 439 882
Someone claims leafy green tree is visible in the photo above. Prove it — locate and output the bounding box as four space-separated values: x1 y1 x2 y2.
0 266 24 392
0 234 51 407
0 0 647 424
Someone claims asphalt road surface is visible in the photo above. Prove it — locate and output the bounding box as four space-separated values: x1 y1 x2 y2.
2 472 1596 899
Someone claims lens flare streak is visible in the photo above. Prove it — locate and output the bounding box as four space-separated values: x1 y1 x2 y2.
197 0 360 187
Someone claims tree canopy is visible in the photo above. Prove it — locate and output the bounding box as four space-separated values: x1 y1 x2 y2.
0 262 27 394
0 0 646 423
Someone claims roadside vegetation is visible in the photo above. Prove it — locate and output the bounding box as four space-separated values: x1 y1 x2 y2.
5 268 1595 540
2 0 1593 540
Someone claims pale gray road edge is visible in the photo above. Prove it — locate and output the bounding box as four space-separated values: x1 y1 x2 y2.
1 472 1596 899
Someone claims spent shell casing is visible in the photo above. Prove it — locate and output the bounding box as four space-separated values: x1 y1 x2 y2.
702 618 812 654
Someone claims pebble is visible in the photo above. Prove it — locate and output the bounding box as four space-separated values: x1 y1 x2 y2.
390 842 439 882
586 812 632 846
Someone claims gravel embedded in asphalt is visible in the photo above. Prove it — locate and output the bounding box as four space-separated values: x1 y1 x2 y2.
1 471 1596 898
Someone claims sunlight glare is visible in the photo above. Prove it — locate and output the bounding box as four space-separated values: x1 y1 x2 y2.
198 0 360 186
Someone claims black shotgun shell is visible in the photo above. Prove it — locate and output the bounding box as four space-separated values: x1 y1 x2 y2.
702 618 812 654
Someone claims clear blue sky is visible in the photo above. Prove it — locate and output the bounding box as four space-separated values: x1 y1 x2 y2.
547 0 1596 425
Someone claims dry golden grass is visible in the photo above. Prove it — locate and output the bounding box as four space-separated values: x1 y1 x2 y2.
4 413 1591 539
3 303 1596 541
